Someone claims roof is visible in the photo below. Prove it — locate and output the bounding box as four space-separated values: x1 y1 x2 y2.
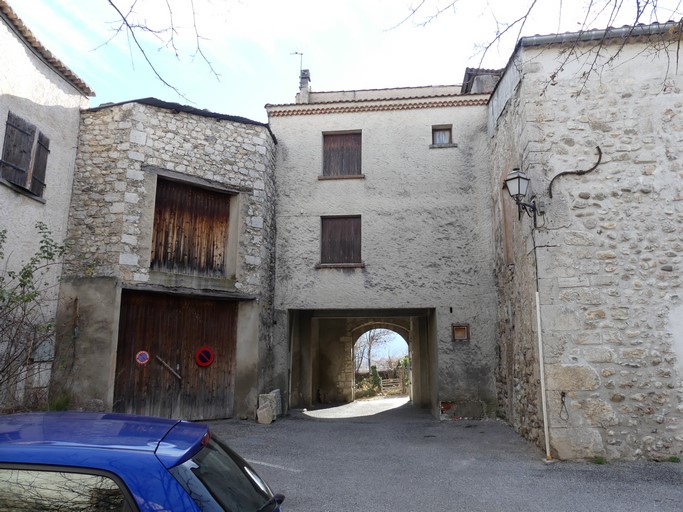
461 67 504 94
0 411 208 469
266 85 488 117
89 97 277 142
0 0 95 97
516 21 681 50
90 97 267 126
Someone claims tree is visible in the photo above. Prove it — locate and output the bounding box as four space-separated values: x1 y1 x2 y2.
99 1 682 98
354 329 393 373
399 0 683 90
0 223 68 412
103 0 221 100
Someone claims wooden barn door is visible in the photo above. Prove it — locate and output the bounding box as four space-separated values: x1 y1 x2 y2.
114 290 237 420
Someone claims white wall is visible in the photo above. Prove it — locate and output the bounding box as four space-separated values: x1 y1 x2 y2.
269 89 499 409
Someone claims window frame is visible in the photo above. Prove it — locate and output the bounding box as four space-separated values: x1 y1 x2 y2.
320 131 364 179
0 111 50 198
430 125 457 149
316 215 364 268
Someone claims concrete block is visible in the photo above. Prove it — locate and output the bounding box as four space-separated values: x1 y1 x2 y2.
270 389 282 416
257 404 274 425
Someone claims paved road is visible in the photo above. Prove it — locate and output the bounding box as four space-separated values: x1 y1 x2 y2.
208 397 682 512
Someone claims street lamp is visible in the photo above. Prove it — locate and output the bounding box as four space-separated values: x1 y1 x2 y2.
504 168 542 227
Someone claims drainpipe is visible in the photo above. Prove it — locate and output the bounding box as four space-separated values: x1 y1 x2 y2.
535 290 552 461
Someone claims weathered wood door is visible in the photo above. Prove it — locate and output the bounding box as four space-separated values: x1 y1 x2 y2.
114 290 237 420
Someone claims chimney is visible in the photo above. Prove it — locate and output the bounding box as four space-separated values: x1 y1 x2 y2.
297 69 311 104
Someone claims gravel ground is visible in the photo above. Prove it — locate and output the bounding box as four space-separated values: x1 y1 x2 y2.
208 397 683 512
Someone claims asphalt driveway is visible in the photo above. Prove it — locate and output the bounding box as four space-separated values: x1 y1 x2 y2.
208 397 682 512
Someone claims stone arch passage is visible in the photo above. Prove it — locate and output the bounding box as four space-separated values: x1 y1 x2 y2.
287 309 436 412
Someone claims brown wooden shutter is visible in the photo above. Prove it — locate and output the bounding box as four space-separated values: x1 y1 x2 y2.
1 112 36 186
30 132 50 197
151 179 230 276
323 133 362 176
321 216 361 264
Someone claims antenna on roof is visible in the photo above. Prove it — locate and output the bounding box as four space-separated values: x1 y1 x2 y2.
291 51 304 72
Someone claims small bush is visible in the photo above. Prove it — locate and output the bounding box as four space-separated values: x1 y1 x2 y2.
592 456 607 465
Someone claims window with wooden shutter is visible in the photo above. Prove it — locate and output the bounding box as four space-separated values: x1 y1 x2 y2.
322 132 362 177
319 216 363 266
0 112 50 197
150 179 231 277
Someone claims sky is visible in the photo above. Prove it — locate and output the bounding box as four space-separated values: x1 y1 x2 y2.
10 0 682 123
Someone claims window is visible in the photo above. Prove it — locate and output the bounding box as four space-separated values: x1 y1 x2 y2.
322 132 362 177
430 125 455 148
150 179 231 277
0 112 50 197
319 216 363 266
0 468 134 511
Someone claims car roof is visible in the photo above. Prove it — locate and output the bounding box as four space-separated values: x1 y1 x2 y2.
0 411 208 469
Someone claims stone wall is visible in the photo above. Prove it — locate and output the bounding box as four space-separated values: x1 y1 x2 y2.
53 100 278 413
490 39 683 459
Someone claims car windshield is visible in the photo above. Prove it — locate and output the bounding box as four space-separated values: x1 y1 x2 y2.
169 434 280 512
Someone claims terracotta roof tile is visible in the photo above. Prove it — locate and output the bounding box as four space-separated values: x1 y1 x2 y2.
0 0 95 96
267 97 488 117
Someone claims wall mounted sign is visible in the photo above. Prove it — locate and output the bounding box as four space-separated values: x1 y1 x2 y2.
135 350 150 365
195 346 215 367
451 323 471 342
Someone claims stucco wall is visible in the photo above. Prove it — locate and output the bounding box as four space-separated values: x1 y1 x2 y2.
0 14 88 409
269 93 499 413
53 102 278 414
490 40 683 459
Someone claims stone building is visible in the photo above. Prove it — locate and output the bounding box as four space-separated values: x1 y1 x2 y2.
1 0 681 460
266 24 683 460
266 81 499 417
489 24 683 460
0 0 93 410
50 99 277 420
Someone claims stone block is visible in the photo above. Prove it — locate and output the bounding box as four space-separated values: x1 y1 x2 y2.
257 403 274 425
270 389 282 416
550 426 605 459
545 364 600 391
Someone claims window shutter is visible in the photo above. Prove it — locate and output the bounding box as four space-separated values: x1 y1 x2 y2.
151 179 230 276
321 216 361 264
1 112 36 186
323 133 362 176
30 132 50 196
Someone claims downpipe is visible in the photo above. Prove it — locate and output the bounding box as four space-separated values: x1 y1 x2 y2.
535 290 552 461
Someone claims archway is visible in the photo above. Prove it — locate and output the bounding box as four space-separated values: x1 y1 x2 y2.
353 327 410 401
286 309 436 412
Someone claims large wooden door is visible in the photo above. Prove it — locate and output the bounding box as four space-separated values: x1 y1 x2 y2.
114 290 237 420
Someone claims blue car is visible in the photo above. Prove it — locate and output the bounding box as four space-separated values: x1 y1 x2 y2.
0 411 284 511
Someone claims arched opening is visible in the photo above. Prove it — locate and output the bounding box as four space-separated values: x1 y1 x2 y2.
286 308 436 414
353 328 410 401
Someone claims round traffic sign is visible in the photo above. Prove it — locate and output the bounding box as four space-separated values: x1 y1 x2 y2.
135 350 150 365
195 346 215 367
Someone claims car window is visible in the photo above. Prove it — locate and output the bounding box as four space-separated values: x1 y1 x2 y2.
0 467 135 511
169 435 278 512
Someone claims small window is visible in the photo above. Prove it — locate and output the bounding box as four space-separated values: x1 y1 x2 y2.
319 216 363 266
322 132 362 177
431 125 453 146
0 111 50 197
